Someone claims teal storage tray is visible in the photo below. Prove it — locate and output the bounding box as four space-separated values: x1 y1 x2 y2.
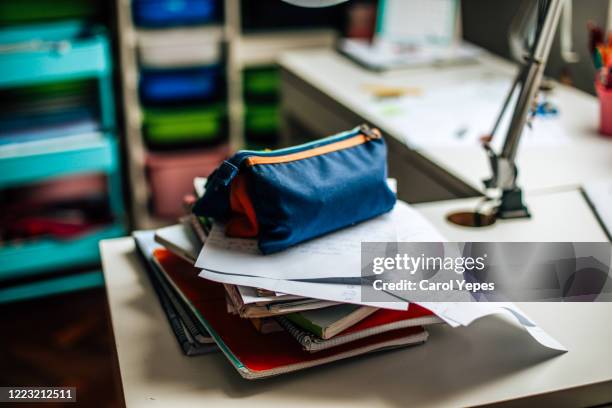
0 132 118 188
0 21 111 88
0 270 103 304
0 222 125 280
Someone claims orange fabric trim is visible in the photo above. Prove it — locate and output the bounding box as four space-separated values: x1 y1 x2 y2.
244 134 369 166
225 174 259 238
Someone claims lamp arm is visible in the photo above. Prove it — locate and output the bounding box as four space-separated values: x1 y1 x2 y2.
479 0 566 219
485 0 564 199
499 0 565 166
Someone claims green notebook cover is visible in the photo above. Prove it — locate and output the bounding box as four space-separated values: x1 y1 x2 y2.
286 304 369 339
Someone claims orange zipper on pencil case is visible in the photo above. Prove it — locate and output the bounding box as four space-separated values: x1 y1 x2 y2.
244 129 381 166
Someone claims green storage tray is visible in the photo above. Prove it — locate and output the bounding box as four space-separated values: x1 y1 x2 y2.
243 67 280 99
144 105 225 144
244 104 280 134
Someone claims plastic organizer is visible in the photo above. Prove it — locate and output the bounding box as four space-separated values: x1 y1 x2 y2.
132 0 220 28
243 66 280 101
0 22 112 94
143 104 226 148
146 144 230 218
137 26 224 68
244 104 280 136
139 66 223 104
0 79 100 145
0 21 126 290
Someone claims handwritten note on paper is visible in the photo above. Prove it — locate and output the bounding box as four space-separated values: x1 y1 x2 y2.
195 201 446 281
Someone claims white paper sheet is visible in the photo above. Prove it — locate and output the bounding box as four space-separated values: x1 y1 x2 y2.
583 179 612 240
154 221 293 306
199 269 409 311
236 285 302 305
417 301 567 351
200 269 566 351
340 38 482 70
195 201 446 281
372 76 569 149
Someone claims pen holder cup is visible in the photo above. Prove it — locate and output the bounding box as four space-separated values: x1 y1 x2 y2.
596 81 612 137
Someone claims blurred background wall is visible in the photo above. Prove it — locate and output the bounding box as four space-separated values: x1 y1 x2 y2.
462 0 610 94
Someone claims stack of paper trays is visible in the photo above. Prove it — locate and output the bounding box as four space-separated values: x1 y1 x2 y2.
132 177 567 380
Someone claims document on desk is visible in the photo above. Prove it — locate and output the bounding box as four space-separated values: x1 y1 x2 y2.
583 179 612 241
339 38 482 71
371 76 570 149
417 301 567 351
195 201 446 281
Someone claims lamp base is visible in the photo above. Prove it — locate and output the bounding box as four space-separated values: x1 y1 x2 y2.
446 211 497 228
497 188 531 219
446 188 530 228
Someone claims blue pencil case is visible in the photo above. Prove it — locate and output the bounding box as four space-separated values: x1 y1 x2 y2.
139 67 221 103
132 0 218 27
193 125 396 254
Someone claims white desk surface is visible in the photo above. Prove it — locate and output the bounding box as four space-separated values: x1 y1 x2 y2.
102 190 611 407
414 189 609 242
279 48 612 194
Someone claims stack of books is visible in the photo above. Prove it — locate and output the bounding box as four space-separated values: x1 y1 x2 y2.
133 178 443 379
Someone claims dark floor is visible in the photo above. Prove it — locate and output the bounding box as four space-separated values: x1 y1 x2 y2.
0 288 124 408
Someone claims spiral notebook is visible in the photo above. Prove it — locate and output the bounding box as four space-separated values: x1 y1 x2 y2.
278 305 442 353
133 231 217 356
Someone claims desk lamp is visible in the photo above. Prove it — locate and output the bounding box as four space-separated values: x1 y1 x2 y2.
283 0 566 225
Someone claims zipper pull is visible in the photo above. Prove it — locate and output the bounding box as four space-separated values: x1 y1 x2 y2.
208 160 239 190
360 124 382 140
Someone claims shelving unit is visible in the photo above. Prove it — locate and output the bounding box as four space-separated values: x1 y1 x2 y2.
0 133 118 188
0 270 103 304
0 225 124 280
117 0 339 229
0 20 126 296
